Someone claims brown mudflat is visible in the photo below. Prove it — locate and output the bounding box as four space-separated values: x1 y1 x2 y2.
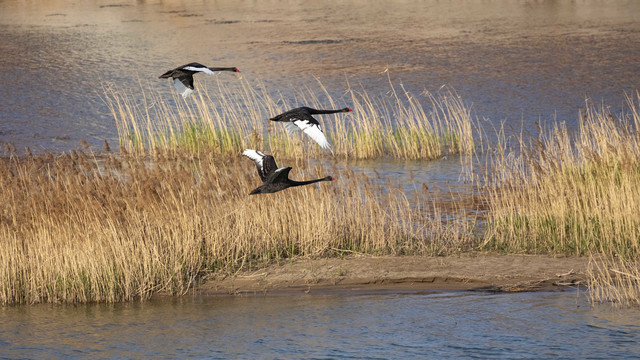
196 254 589 297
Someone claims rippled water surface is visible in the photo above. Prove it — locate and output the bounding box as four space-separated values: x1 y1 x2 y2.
2 291 640 359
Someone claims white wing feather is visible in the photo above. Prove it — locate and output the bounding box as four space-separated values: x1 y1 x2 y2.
283 122 299 134
293 120 331 149
173 78 193 98
242 149 266 169
183 66 215 75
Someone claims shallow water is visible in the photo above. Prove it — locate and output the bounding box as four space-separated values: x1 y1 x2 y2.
2 290 640 359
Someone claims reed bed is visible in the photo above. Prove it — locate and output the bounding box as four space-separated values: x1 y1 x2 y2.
104 73 475 160
480 92 640 305
484 93 640 255
0 146 477 304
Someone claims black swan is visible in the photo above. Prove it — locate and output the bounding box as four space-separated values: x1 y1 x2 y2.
269 106 352 149
242 149 334 195
159 62 240 98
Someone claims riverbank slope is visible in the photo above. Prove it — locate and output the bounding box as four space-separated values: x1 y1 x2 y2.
196 254 588 296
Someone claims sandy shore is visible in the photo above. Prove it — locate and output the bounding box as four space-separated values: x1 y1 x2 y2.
196 254 589 296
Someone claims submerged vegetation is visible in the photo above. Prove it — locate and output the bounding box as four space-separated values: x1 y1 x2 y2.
2 72 640 306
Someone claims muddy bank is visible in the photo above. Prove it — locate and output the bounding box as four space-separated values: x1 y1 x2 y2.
195 254 589 296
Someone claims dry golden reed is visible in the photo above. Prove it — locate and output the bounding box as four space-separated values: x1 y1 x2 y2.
0 146 477 305
6 67 640 306
588 256 640 307
484 93 640 256
480 92 640 305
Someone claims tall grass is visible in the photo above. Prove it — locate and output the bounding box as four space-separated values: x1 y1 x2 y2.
480 92 640 305
104 73 476 160
0 147 477 304
484 93 640 256
0 73 481 304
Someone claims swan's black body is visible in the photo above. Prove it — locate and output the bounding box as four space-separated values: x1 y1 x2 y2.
270 107 352 123
159 62 239 98
269 106 352 149
242 149 334 195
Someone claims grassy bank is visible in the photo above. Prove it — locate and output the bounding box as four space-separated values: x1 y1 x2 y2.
484 94 640 255
2 74 483 305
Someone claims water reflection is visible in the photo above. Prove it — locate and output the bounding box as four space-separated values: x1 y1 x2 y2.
1 291 640 358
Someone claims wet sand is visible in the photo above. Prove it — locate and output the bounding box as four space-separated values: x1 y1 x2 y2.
196 254 589 296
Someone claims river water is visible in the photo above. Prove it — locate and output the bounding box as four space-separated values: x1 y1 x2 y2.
2 290 640 359
2 1 640 357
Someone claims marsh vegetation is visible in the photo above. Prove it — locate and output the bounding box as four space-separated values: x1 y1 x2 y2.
105 74 475 160
2 75 640 306
484 93 640 306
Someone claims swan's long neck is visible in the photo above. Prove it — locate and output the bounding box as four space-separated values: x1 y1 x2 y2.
289 176 333 187
308 108 350 115
208 67 238 72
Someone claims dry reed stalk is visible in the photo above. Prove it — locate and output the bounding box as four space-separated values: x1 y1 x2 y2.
479 93 640 307
0 146 476 304
588 255 640 307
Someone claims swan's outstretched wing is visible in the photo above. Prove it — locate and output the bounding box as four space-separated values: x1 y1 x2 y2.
292 119 331 149
269 166 293 184
242 149 278 182
173 77 194 98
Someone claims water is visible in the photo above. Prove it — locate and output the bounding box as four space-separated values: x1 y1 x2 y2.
1 290 639 359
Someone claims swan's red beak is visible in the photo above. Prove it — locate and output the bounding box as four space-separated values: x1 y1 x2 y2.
331 177 336 181
235 68 241 72
348 108 353 112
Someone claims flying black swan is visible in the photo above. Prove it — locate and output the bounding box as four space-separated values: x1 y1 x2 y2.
269 106 352 149
242 149 335 195
159 62 240 98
